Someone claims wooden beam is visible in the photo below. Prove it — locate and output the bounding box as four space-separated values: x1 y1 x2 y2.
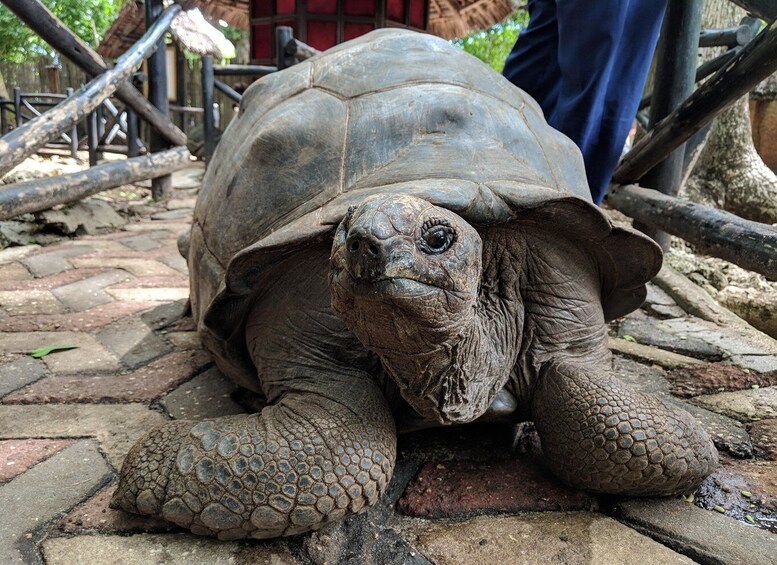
201 55 216 163
145 0 172 200
0 4 182 178
214 79 241 104
0 0 187 147
0 147 191 220
614 18 777 185
634 0 702 249
285 38 321 61
213 64 278 76
606 184 777 280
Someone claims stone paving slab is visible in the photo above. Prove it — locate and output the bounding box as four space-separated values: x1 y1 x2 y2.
693 386 777 422
105 287 189 303
0 262 31 282
694 457 777 531
0 438 73 481
608 336 703 369
51 270 132 312
666 363 777 397
0 267 108 292
160 366 244 420
69 257 181 278
58 485 177 535
398 457 597 519
3 350 211 404
0 244 40 265
750 418 777 459
0 355 48 397
0 440 111 565
0 404 166 470
0 290 67 316
22 246 95 277
0 300 161 333
0 331 119 373
96 316 172 369
614 497 777 565
41 534 297 565
403 512 694 565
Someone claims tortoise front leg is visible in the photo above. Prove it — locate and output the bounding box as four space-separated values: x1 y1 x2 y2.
531 359 718 496
110 378 396 539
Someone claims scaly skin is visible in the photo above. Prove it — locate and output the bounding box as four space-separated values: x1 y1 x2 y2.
533 359 718 495
111 380 396 540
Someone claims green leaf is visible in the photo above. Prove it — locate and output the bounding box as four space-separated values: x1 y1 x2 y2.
29 345 78 358
621 335 636 343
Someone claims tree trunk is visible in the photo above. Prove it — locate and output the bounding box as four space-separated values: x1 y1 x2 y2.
750 72 777 171
684 0 777 224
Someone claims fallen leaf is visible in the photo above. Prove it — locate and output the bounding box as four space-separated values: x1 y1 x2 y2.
29 345 78 358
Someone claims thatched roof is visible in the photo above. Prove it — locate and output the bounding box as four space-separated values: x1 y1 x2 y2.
97 1 242 59
428 0 516 40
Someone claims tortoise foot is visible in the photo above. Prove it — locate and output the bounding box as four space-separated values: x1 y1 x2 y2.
532 359 718 496
111 391 396 539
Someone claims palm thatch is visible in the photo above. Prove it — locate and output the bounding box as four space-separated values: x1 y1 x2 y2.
98 1 242 59
428 0 516 40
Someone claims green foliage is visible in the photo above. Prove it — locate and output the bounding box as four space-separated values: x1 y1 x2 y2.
0 0 124 63
452 10 528 72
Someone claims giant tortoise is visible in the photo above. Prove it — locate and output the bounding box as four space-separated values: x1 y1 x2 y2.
112 29 718 539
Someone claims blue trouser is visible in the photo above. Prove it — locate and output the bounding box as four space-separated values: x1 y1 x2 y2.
503 0 667 204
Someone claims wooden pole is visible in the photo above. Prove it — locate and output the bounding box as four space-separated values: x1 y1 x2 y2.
127 108 139 158
0 0 187 147
87 111 99 166
145 0 172 200
12 87 21 127
213 64 277 76
66 86 77 158
286 38 321 62
214 79 241 104
276 26 294 71
634 0 702 249
606 184 777 281
175 44 186 132
201 55 215 163
614 18 777 185
0 147 191 220
0 4 181 179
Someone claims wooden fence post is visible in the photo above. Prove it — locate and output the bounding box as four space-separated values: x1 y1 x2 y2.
66 86 77 158
145 0 172 199
634 0 703 249
13 87 22 127
201 54 215 163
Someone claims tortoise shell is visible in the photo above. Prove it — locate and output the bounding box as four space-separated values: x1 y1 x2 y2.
188 29 661 389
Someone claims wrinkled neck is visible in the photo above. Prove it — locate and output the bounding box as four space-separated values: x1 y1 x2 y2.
377 311 514 425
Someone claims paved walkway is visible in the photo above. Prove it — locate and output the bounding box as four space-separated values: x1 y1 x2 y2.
0 170 775 564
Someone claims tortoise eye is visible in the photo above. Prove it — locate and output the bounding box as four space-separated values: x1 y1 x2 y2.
421 224 456 254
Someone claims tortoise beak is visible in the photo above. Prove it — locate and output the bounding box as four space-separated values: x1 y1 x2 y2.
344 229 414 283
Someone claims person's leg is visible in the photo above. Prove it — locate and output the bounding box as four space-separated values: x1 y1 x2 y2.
592 0 668 203
553 0 666 203
502 0 561 119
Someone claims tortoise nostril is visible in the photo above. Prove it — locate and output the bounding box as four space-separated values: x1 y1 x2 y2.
367 243 380 256
348 240 360 253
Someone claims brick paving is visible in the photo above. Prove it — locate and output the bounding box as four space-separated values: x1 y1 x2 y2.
0 167 775 564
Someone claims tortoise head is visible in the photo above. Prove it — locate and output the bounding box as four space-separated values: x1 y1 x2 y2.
330 194 482 356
